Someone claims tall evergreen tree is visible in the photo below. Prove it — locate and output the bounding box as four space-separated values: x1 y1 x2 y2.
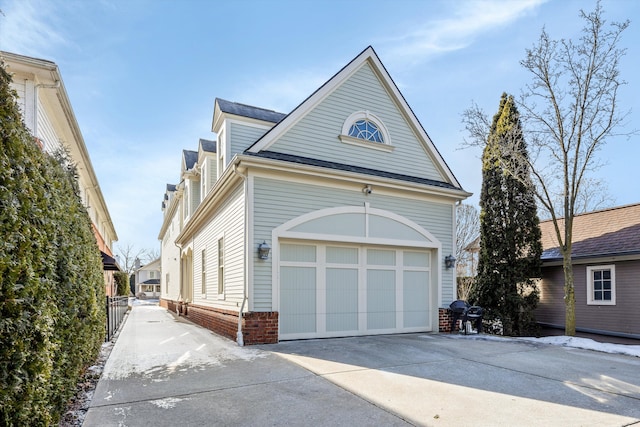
472 93 542 336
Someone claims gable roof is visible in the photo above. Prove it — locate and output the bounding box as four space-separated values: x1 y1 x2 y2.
216 98 286 124
182 149 198 170
245 46 463 190
199 138 217 153
540 203 640 261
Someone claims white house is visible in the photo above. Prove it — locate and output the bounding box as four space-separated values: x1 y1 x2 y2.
158 47 470 344
2 51 120 295
134 258 162 298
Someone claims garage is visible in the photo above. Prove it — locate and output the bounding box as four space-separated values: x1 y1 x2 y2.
278 242 433 340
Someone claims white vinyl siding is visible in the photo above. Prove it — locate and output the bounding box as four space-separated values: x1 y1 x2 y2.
191 184 245 308
266 63 444 182
252 176 454 311
161 209 182 301
37 101 62 154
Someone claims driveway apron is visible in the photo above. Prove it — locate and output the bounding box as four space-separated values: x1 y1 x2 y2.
85 304 640 427
84 305 408 426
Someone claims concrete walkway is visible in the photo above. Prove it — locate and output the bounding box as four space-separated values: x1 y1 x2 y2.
85 304 640 427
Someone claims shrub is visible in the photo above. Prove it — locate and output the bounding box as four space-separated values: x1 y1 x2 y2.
115 272 130 296
0 60 106 425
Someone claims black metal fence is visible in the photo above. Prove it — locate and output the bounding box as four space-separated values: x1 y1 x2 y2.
106 296 129 341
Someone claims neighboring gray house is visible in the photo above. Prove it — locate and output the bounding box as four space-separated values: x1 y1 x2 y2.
536 203 640 340
134 258 161 298
158 46 471 344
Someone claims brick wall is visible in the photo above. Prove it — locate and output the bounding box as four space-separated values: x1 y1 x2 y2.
242 312 279 345
159 299 279 345
439 307 453 332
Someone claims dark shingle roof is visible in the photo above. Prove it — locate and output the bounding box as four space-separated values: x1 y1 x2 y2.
245 151 459 190
199 138 216 153
540 203 640 260
141 279 160 285
166 184 176 192
183 150 198 170
217 98 286 124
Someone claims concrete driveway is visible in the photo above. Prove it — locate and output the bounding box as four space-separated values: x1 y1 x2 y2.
85 305 640 427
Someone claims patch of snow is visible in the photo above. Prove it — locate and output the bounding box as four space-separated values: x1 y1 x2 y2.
518 336 640 358
442 333 640 358
149 397 187 409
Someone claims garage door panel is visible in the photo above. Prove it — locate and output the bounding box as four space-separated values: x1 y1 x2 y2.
279 243 432 340
326 268 358 332
367 269 396 330
404 270 430 328
280 266 316 334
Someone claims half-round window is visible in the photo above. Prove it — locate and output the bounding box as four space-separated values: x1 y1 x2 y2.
348 119 384 143
340 111 393 152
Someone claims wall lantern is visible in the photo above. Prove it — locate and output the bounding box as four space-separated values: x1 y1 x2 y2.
444 255 456 269
258 241 271 260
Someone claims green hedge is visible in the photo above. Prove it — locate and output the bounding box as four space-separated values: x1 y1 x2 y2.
115 272 130 296
0 61 106 425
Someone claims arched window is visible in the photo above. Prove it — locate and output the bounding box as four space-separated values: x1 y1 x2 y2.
348 119 384 143
340 111 393 152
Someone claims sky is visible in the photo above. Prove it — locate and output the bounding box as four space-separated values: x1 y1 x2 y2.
1 0 638 256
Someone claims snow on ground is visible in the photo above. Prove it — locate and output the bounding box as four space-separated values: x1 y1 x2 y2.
519 335 640 358
445 333 640 358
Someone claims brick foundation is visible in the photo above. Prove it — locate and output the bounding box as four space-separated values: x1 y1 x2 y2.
160 299 279 345
439 307 453 332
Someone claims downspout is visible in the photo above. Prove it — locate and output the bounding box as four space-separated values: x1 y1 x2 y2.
233 163 248 346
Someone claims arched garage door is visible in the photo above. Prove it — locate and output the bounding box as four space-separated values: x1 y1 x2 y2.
279 242 432 340
272 205 441 341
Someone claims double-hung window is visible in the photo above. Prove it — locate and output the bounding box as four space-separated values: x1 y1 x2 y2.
586 265 615 305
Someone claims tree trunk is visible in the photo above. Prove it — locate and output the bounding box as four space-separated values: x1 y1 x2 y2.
563 256 576 336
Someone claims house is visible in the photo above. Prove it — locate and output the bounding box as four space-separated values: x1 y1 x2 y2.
1 51 120 295
134 258 162 298
158 46 471 344
536 203 640 340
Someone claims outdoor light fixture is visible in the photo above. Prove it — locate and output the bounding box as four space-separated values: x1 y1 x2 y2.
445 255 456 269
258 241 271 260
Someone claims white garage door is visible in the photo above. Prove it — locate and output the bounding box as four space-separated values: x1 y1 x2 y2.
279 242 432 340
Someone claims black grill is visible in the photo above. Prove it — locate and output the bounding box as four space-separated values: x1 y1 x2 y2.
449 300 483 334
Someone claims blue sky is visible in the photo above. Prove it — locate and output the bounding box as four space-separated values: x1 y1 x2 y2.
1 0 638 254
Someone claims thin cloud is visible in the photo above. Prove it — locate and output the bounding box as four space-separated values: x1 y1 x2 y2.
0 0 67 57
384 0 548 63
234 68 332 114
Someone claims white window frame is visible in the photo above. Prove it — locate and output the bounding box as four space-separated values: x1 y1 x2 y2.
339 110 394 152
586 265 616 305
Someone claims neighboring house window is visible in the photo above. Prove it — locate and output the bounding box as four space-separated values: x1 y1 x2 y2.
201 249 207 296
217 237 224 296
339 111 393 152
586 265 615 305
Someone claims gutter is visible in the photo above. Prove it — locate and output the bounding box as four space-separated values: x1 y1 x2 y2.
233 164 248 346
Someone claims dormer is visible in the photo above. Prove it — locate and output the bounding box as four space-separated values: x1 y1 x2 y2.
181 149 200 221
211 98 286 179
162 183 177 216
197 138 217 201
